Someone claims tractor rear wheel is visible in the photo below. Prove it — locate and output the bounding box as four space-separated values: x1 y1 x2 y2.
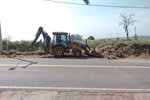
53 46 64 57
73 50 82 57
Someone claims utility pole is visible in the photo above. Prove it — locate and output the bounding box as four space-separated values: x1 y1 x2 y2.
117 33 119 40
134 26 137 40
135 26 136 35
0 21 3 54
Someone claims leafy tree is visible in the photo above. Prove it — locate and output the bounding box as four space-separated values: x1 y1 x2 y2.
70 34 83 41
87 36 95 40
119 13 137 40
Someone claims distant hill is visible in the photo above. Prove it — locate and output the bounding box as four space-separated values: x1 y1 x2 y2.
133 35 150 41
104 35 150 41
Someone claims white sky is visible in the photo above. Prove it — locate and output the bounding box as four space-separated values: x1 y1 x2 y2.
0 0 150 41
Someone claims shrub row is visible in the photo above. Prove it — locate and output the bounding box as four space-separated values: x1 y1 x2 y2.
2 39 40 52
2 39 150 52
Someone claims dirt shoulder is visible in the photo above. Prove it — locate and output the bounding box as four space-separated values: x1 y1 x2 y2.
0 53 150 62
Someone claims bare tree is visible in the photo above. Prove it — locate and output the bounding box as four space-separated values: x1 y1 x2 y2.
119 13 137 40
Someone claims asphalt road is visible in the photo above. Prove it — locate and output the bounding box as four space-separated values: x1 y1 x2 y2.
0 58 150 89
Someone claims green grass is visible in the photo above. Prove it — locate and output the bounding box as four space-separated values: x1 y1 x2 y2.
115 42 128 47
130 41 150 47
2 39 150 53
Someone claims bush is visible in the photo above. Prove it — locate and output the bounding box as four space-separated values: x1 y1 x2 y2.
17 40 31 52
115 42 128 47
87 36 95 40
130 41 150 48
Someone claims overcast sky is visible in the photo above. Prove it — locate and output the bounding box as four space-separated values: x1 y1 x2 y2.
0 0 149 41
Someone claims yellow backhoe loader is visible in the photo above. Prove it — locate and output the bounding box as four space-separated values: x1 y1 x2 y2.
31 27 99 57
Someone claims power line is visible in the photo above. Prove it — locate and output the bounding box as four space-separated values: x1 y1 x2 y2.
44 0 150 9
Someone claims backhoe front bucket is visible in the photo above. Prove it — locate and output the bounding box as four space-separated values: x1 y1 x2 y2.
88 48 99 56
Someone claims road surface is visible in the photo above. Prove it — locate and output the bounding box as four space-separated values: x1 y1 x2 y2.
0 58 150 89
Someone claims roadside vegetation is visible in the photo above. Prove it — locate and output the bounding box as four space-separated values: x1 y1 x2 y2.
2 39 40 52
1 38 150 59
1 39 43 57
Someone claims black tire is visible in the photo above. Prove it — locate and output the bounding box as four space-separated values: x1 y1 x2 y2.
53 46 65 57
73 50 82 57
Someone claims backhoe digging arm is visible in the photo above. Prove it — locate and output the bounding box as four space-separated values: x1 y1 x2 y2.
31 27 51 53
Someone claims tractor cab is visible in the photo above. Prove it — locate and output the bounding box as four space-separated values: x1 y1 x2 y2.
52 32 69 48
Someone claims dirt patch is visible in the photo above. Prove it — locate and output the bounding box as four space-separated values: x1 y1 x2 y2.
0 45 150 60
0 50 51 58
95 45 150 60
